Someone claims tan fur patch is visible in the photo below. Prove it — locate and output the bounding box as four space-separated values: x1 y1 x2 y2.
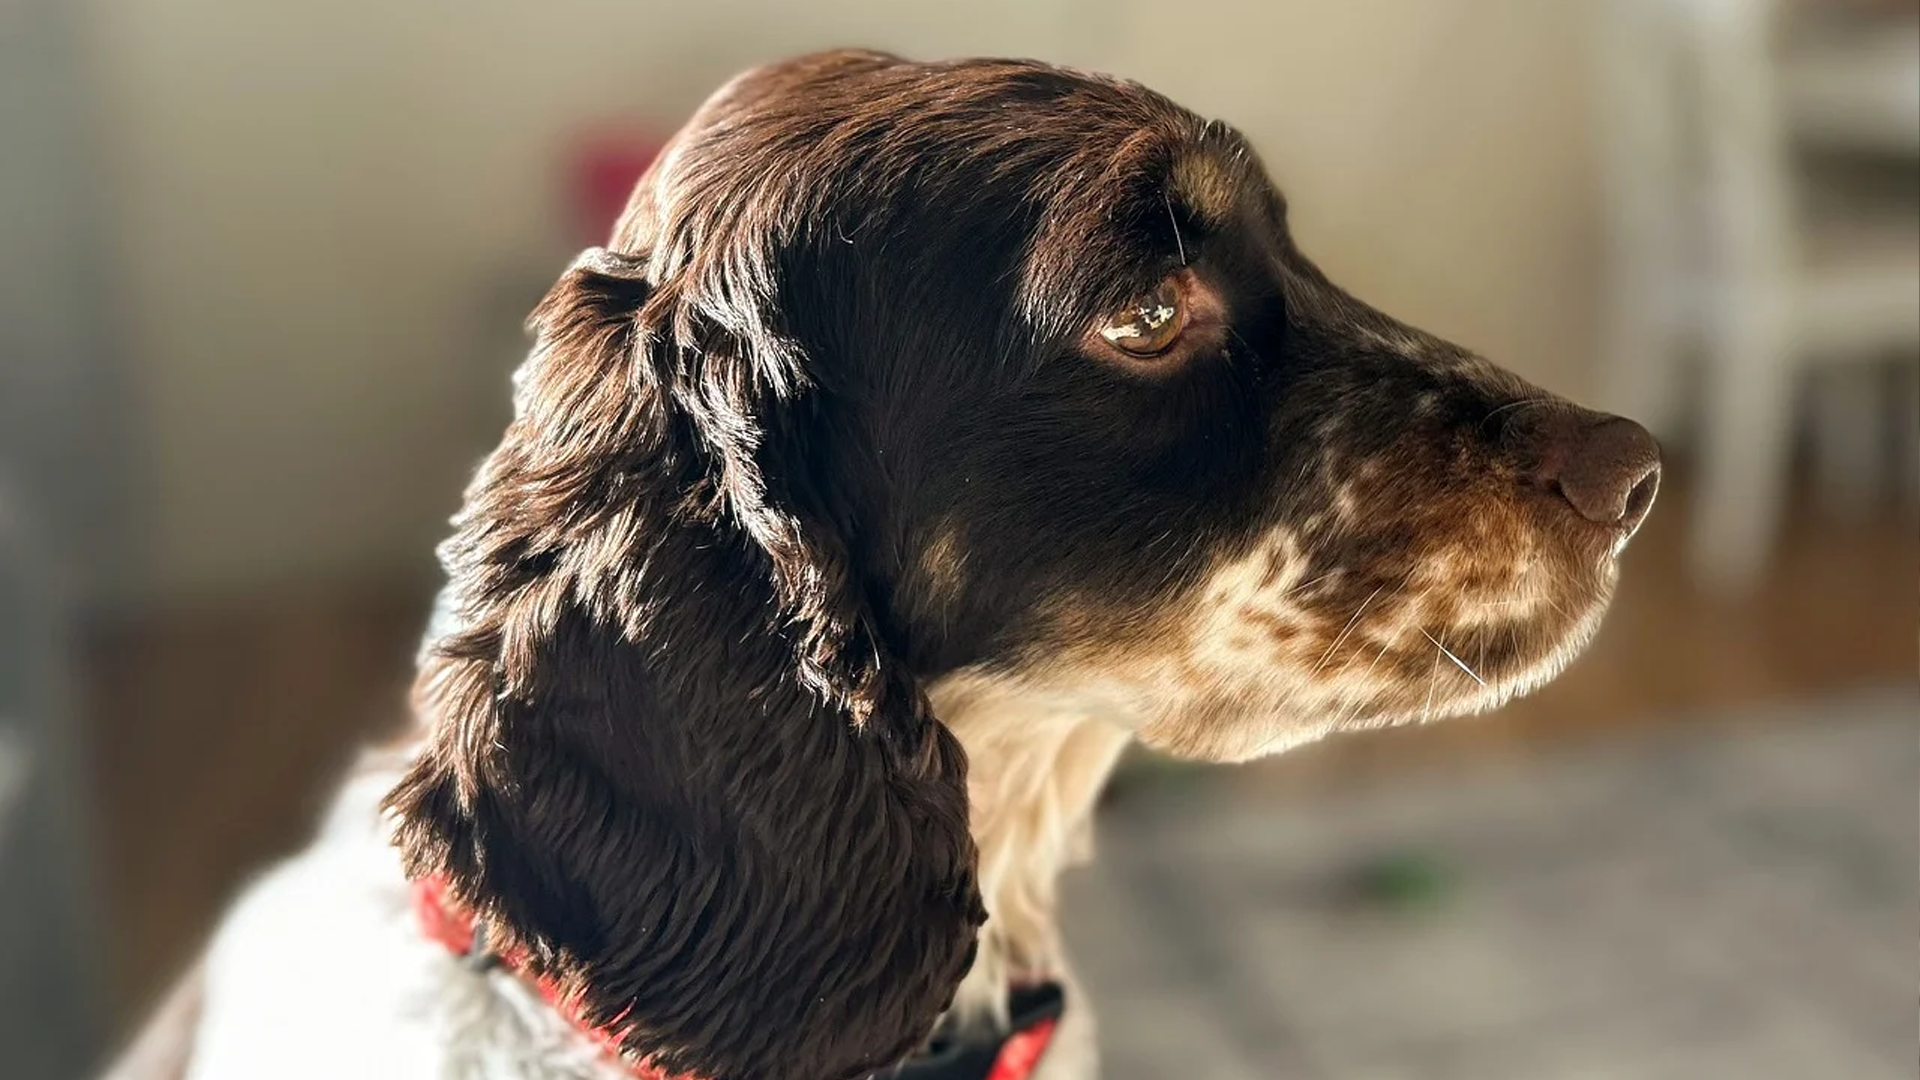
928 671 1133 1030
1170 154 1238 225
918 523 969 613
977 482 1616 766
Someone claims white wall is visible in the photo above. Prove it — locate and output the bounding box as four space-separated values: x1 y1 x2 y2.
79 0 1603 604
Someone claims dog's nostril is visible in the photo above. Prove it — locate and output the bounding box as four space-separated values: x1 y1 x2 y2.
1620 466 1660 536
1547 415 1662 534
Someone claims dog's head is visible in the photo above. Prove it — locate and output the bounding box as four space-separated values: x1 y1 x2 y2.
388 51 1657 1080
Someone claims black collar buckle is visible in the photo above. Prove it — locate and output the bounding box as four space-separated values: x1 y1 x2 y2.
885 982 1066 1080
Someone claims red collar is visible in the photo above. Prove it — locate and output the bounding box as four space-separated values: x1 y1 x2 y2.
411 875 1059 1080
411 875 686 1079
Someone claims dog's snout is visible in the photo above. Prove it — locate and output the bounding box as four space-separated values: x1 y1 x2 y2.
1506 408 1662 540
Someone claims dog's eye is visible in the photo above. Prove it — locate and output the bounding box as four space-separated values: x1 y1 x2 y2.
1098 275 1188 357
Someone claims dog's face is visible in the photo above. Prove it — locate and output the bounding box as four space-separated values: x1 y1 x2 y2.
392 51 1657 1080
649 52 1657 761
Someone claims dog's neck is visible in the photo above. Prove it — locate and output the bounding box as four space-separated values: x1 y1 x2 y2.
928 672 1133 1029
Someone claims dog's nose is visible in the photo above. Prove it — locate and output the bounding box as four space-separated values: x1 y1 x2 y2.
1546 415 1661 537
1508 408 1662 539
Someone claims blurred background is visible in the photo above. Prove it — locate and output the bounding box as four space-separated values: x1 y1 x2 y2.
1 0 1914 1077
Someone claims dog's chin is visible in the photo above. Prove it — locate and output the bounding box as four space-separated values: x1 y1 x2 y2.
1130 545 1622 765
1366 578 1614 729
1369 549 1620 726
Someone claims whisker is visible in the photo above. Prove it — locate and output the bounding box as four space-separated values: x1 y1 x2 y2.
1311 586 1383 675
1316 630 1382 733
1340 637 1399 729
1538 593 1575 622
1164 191 1187 266
1420 628 1486 686
1277 569 1341 601
1333 633 1399 731
1420 645 1442 724
1480 397 1557 435
1363 635 1396 681
1327 693 1368 733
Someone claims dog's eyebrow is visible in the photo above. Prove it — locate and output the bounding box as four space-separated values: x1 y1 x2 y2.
1169 151 1242 227
1166 115 1263 227
1016 135 1242 352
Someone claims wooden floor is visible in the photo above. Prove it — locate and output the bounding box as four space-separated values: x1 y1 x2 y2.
82 477 1917 1034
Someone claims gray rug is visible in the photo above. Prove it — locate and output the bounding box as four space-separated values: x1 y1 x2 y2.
1066 685 1918 1079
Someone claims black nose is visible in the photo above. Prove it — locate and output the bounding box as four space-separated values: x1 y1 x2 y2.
1509 409 1662 539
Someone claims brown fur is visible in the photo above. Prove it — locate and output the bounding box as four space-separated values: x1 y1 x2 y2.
382 49 1656 1080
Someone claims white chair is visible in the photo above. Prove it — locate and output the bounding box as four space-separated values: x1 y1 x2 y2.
1591 0 1920 592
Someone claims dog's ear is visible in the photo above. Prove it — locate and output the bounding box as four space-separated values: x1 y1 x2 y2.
384 242 983 1080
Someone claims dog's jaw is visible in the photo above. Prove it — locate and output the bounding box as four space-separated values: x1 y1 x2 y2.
928 671 1133 1035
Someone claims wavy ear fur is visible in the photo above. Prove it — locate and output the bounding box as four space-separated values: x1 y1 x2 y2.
384 245 983 1080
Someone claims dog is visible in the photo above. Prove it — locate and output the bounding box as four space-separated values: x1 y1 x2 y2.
103 50 1659 1080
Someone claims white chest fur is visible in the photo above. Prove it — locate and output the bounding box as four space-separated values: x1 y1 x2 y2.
187 760 631 1080
184 691 1120 1080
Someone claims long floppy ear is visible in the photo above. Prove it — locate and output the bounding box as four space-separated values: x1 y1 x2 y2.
384 245 983 1080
